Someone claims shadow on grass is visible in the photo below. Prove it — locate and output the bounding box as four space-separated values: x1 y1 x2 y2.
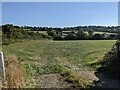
92 70 120 89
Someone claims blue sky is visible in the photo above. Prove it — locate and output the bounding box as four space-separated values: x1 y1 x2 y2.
2 2 118 27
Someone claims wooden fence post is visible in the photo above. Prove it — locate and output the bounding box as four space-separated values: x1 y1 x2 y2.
0 52 5 81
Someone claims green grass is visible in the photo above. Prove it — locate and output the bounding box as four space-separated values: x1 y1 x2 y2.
62 31 116 35
3 40 116 87
85 31 116 35
3 40 116 70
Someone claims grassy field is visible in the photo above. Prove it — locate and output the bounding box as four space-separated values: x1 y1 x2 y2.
62 31 116 34
3 40 116 87
30 31 116 36
92 31 116 35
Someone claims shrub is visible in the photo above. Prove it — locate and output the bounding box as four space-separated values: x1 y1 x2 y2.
76 31 87 40
92 34 104 40
65 34 77 40
99 43 120 79
53 35 62 40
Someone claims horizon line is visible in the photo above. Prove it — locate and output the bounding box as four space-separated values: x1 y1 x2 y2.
1 23 118 28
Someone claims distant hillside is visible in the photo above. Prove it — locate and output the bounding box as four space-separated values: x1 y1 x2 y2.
12 25 119 33
1 24 120 43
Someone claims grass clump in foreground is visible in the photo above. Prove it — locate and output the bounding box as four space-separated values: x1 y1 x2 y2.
24 63 63 76
60 67 92 88
24 63 64 87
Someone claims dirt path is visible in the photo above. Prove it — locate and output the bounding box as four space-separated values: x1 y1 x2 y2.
36 56 119 88
71 65 119 88
36 74 70 88
69 63 119 88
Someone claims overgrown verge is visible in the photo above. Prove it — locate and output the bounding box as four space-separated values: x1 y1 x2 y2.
98 42 120 79
2 56 26 88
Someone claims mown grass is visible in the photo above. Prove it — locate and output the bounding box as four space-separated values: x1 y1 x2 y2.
3 40 116 87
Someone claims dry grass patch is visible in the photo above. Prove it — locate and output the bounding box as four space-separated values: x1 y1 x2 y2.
3 55 25 88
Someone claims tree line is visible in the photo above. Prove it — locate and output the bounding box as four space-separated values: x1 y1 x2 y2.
2 24 51 45
47 29 118 40
1 24 120 45
14 25 119 33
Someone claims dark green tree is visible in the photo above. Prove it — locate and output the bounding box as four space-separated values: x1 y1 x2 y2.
65 33 77 40
47 30 56 37
76 31 87 40
92 34 103 40
117 29 120 40
2 24 14 38
88 30 94 37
